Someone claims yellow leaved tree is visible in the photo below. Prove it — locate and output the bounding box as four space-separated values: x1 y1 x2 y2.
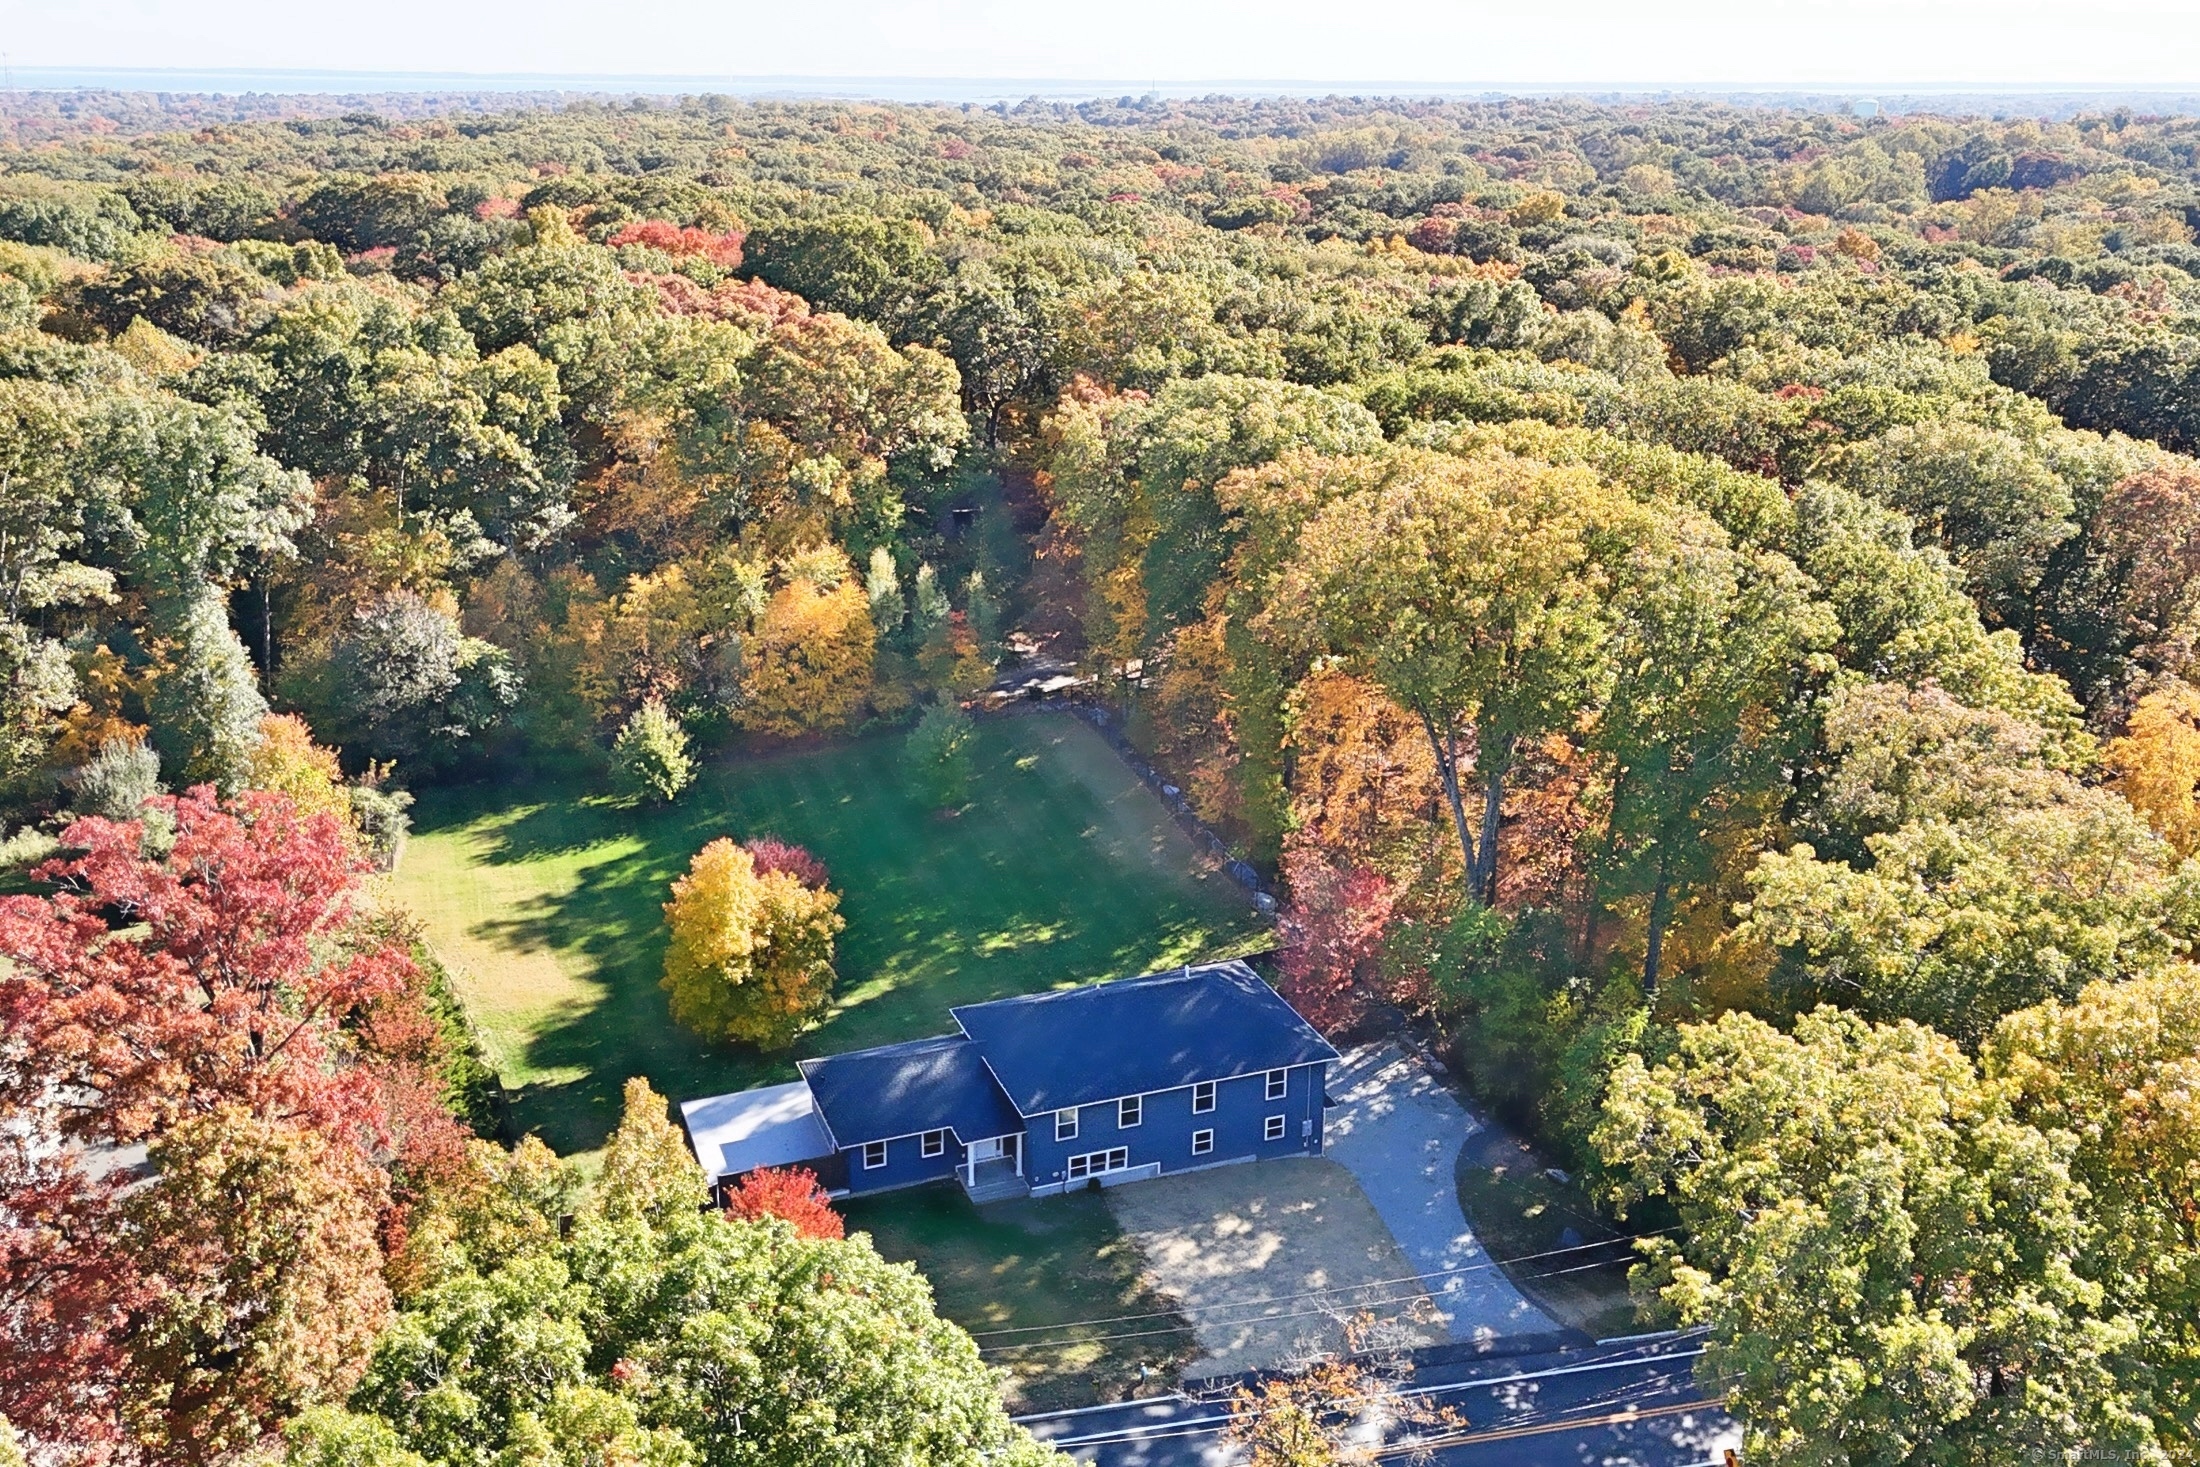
737 558 877 737
660 838 843 1050
2105 680 2200 859
246 713 351 823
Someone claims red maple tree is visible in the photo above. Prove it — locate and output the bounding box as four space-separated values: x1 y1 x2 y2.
607 218 746 268
743 836 829 890
0 788 416 1152
724 1166 845 1240
1276 848 1398 1035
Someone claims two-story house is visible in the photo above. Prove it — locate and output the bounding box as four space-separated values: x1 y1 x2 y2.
680 959 1339 1204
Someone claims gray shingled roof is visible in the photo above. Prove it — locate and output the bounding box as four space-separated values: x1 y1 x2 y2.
950 959 1338 1115
797 1034 1024 1147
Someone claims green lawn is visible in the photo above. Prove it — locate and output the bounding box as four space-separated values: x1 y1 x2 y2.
1454 1126 1642 1340
842 1186 1196 1413
393 714 1268 1154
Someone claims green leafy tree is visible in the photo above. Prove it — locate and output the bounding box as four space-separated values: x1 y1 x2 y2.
1832 421 2075 627
283 1407 435 1467
350 1081 1064 1467
863 545 904 638
1788 481 2084 744
1586 507 1836 991
69 734 162 819
741 213 941 331
1272 448 1635 903
150 588 271 794
1597 1006 2164 1467
1987 971 2200 1457
0 383 111 795
292 591 520 771
612 698 694 804
902 699 976 810
593 1077 704 1225
76 247 278 347
1742 769 2193 1043
92 392 310 791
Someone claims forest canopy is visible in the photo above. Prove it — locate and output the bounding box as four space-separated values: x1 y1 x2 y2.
6 88 2200 1466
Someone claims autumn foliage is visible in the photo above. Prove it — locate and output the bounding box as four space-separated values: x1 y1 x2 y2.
1276 847 1399 1036
0 787 417 1147
606 218 747 268
743 835 830 889
737 575 878 737
660 837 844 1049
0 788 467 1460
724 1165 846 1240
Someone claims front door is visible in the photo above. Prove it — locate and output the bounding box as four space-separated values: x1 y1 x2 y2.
969 1136 1005 1163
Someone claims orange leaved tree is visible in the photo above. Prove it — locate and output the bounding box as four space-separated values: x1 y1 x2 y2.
725 1165 845 1240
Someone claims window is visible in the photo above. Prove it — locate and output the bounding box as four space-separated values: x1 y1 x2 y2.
862 1140 889 1169
1066 1147 1131 1181
1266 1069 1288 1101
1055 1108 1079 1142
1192 1081 1216 1114
1264 1115 1287 1142
1119 1095 1142 1129
920 1130 945 1159
1192 1129 1214 1157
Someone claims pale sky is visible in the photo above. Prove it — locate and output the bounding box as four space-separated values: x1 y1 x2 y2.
6 0 2200 89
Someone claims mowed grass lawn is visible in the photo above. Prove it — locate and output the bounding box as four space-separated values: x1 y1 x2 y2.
394 713 1269 1155
842 1187 1198 1413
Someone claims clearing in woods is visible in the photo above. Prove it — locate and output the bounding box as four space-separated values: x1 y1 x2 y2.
393 713 1269 1154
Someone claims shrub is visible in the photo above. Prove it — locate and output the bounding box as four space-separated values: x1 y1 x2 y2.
902 700 976 810
612 698 694 803
349 771 414 872
70 735 162 820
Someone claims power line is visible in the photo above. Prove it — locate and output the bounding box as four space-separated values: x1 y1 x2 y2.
983 1251 1618 1356
1032 1343 1716 1449
969 1226 1663 1344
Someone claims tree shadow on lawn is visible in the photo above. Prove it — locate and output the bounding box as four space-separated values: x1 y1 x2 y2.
453 725 1264 1153
843 1183 1198 1413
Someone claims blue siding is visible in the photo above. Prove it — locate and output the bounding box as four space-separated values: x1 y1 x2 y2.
838 1132 963 1196
1024 1061 1328 1194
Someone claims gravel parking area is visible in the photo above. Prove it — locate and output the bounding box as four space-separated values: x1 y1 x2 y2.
1104 1156 1450 1379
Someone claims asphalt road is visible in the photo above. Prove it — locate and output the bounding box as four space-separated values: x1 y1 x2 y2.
1018 1335 1741 1467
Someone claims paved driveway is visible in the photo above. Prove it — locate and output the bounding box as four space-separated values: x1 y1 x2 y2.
1322 1043 1560 1345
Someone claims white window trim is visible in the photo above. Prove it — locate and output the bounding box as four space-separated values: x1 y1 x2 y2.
1066 1146 1131 1181
1055 1108 1079 1141
1264 1114 1286 1141
1191 1129 1214 1156
1118 1095 1142 1129
862 1140 889 1169
1265 1068 1288 1101
1192 1081 1216 1114
920 1130 945 1159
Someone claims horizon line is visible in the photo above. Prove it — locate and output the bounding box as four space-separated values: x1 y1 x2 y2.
8 65 2200 98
